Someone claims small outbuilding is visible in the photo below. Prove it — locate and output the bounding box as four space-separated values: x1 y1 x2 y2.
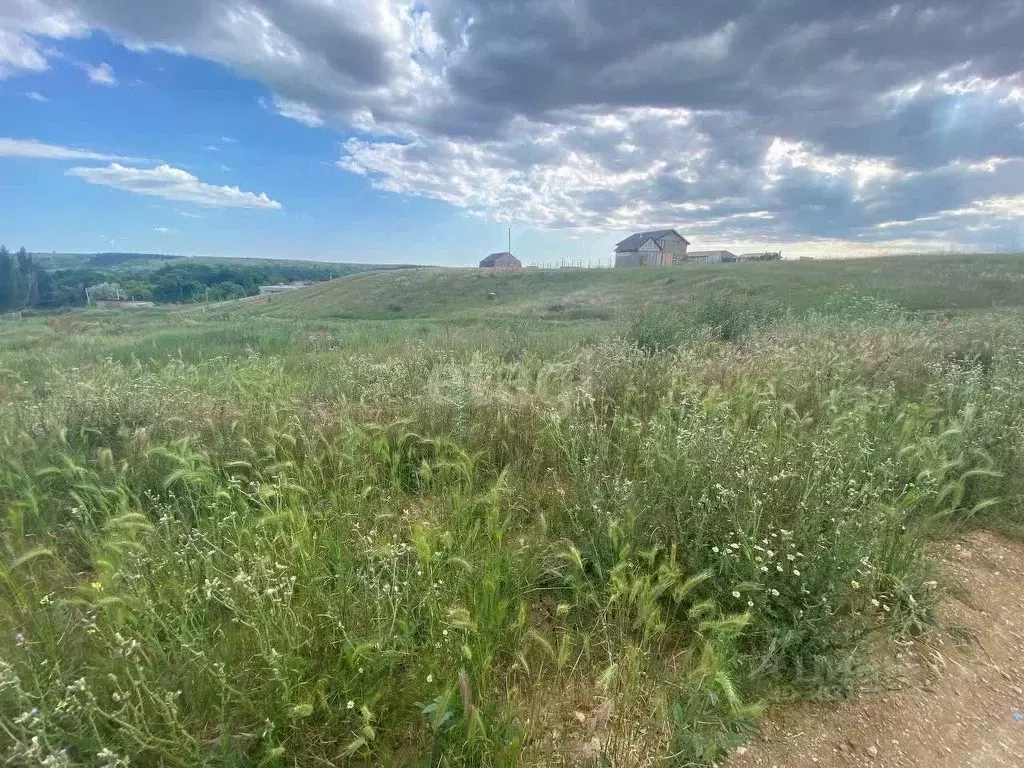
479 252 522 269
686 250 738 263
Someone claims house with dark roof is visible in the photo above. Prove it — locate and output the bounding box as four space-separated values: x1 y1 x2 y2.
479 251 522 269
614 230 690 267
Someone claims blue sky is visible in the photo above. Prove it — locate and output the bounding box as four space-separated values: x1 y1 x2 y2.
1 1 1022 265
1 33 533 265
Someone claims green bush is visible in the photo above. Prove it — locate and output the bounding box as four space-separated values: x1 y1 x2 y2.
623 305 686 354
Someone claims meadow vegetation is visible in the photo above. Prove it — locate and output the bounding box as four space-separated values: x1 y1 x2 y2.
1 254 1023 766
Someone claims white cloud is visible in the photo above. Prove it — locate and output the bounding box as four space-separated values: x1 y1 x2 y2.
203 144 220 152
268 95 325 128
25 90 47 101
0 137 137 161
66 162 282 210
2 0 1024 250
341 108 713 229
83 61 116 86
0 29 47 78
762 138 907 190
154 226 173 234
877 194 1024 230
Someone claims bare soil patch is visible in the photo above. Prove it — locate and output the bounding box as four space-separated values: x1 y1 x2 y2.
728 531 1024 768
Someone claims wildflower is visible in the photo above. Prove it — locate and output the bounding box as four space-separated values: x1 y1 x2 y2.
851 580 861 589
91 581 103 591
760 566 768 572
747 600 754 607
347 700 355 710
770 589 780 597
871 599 879 607
426 674 434 683
732 591 741 599
792 569 801 576
712 546 720 553
730 543 740 550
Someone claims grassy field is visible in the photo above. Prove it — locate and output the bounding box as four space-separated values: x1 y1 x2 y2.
228 252 1024 320
1 254 1023 766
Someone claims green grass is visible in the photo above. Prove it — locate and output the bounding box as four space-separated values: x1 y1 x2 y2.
1 253 1023 766
226 252 1024 320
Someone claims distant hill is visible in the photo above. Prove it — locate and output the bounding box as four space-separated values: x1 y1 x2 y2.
88 252 180 268
30 252 186 272
222 252 1024 321
30 252 423 278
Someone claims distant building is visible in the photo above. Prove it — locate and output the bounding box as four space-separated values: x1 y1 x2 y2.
614 230 689 267
479 252 522 269
687 250 738 264
258 281 324 295
94 300 156 309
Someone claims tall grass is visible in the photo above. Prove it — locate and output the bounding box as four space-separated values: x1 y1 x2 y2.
1 301 1022 765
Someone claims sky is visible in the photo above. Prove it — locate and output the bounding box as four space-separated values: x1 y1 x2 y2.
1 1 1023 266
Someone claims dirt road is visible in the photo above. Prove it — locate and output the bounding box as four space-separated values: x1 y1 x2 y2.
728 531 1024 768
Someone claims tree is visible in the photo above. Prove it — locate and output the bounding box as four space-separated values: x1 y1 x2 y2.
208 282 248 301
88 282 124 301
152 274 202 303
0 246 17 312
16 248 38 308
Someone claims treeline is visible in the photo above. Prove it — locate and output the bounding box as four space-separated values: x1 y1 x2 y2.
0 247 344 312
0 247 48 312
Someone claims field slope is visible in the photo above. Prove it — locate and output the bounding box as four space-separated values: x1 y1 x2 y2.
228 253 1024 320
1 252 1023 766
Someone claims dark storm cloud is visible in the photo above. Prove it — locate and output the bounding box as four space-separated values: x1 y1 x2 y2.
4 0 1024 249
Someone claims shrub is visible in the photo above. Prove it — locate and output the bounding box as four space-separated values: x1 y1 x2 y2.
624 305 686 354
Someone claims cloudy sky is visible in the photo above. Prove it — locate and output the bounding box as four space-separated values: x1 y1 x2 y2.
1 0 1022 264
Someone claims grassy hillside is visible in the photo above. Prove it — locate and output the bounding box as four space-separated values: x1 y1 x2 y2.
2 253 1024 765
231 252 1024 320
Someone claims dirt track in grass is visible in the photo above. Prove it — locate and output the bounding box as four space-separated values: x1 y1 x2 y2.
728 531 1024 768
